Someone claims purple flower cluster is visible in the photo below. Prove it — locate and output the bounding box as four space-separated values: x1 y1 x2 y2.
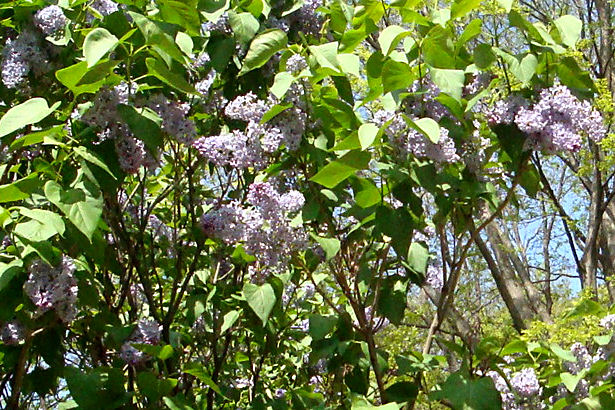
201 13 232 35
120 319 161 365
375 110 459 164
200 182 306 278
34 5 68 36
1 29 49 89
516 85 606 152
424 265 443 290
286 54 308 74
147 94 197 144
88 0 120 19
487 367 542 410
194 91 305 167
409 79 451 121
489 86 606 153
286 0 323 36
600 314 615 330
1 321 24 345
23 256 78 322
486 95 529 125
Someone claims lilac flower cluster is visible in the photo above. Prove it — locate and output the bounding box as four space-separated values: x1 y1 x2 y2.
487 367 542 409
120 319 161 365
200 182 306 278
515 85 606 152
286 54 308 74
464 72 491 96
201 13 232 35
23 256 78 322
489 86 606 153
409 78 451 121
600 314 615 330
1 29 49 89
88 0 120 19
147 94 197 144
286 0 323 37
374 110 459 164
33 5 68 36
424 265 443 290
486 95 529 125
194 90 306 168
1 321 24 345
80 85 206 172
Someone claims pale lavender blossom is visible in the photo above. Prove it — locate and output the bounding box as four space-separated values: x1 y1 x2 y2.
424 265 443 290
1 321 24 345
486 95 529 125
193 124 266 169
34 5 68 36
147 94 197 144
201 13 232 35
410 78 451 121
120 318 161 365
224 92 269 122
1 29 49 88
89 0 119 18
23 256 78 322
510 368 541 398
286 54 308 74
115 134 147 174
514 85 605 153
600 314 615 330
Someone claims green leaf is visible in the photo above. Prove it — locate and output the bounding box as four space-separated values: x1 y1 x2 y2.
358 123 379 150
309 314 337 340
565 299 605 319
554 15 582 48
242 282 276 325
0 98 60 138
163 396 194 410
378 25 410 56
239 29 287 76
229 11 260 44
430 372 502 409
18 208 65 236
158 0 201 35
270 71 295 99
351 397 400 409
0 175 41 203
83 28 119 67
309 42 341 72
410 118 440 144
73 146 117 179
385 381 419 403
184 364 226 397
0 259 23 291
550 344 577 362
310 234 341 260
310 150 371 188
407 242 429 275
261 102 292 124
496 0 513 12
146 58 197 94
451 0 482 19
55 61 115 96
44 180 103 241
429 67 465 101
493 49 537 84
561 372 585 393
128 12 188 65
382 60 414 93
117 104 164 152
473 43 496 69
220 310 241 334
354 178 381 208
